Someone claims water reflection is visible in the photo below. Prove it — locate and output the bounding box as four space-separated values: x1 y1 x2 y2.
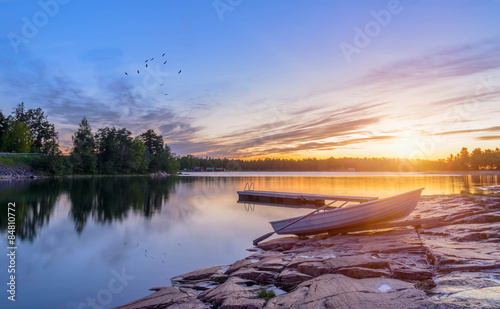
0 176 180 241
0 173 498 244
0 173 499 309
0 173 497 243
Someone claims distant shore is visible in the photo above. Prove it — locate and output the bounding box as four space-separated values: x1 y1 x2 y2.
423 170 500 175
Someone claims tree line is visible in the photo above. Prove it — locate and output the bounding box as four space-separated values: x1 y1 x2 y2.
178 149 500 172
1 103 499 174
0 103 179 175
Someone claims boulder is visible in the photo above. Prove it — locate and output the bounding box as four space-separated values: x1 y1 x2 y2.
172 265 228 283
198 276 259 306
113 286 193 309
220 296 266 309
265 274 426 309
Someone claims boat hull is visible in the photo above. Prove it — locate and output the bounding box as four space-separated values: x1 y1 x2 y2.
270 188 424 236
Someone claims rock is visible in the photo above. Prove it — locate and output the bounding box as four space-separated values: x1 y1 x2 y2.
231 268 279 283
220 296 266 309
296 261 332 277
278 269 313 285
113 286 194 309
118 195 500 308
225 259 255 275
265 274 426 309
167 300 211 309
453 214 500 224
198 276 259 306
339 267 391 279
391 267 433 281
172 265 228 283
324 255 390 270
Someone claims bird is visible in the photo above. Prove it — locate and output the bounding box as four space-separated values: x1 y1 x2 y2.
137 70 140 74
125 72 128 75
145 64 148 68
123 241 127 246
164 93 168 96
178 70 182 74
177 242 181 247
162 53 165 57
160 83 164 86
163 60 167 64
162 260 165 264
150 58 154 61
145 59 148 63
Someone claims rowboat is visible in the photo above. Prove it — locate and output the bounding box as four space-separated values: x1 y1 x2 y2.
269 188 424 236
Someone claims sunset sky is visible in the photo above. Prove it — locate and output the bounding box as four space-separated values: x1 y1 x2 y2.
1 0 499 159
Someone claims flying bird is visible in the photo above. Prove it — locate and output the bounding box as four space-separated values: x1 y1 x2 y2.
162 53 165 57
150 58 154 61
145 59 148 63
137 70 140 74
145 64 148 68
160 83 164 86
125 72 128 75
178 70 182 74
163 60 167 64
164 93 168 95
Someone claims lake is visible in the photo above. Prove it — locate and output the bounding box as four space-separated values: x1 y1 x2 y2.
0 172 498 308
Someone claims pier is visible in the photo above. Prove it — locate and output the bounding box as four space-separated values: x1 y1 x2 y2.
237 190 378 206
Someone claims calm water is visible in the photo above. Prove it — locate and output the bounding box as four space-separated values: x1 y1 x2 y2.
0 172 498 309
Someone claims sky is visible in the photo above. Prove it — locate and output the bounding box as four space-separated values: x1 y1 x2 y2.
0 0 499 160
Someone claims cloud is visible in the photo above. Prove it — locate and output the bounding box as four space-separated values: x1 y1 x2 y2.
431 126 500 136
476 136 500 141
352 36 500 92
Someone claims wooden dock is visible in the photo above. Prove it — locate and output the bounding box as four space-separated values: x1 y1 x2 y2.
237 190 378 206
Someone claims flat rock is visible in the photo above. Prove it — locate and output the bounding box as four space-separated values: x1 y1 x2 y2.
265 274 426 309
231 268 279 283
172 265 228 282
221 296 266 309
278 269 313 285
339 266 391 279
113 286 193 309
198 276 259 306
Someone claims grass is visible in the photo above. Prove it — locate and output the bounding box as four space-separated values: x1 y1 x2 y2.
256 287 276 301
212 276 228 284
414 279 436 293
0 154 42 168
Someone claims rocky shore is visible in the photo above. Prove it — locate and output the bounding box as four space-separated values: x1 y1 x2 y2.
115 195 500 309
0 165 37 179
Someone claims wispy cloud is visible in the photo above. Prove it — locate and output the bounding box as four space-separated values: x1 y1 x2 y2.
476 136 500 141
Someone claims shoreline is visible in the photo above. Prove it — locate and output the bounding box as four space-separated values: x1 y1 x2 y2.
115 194 500 309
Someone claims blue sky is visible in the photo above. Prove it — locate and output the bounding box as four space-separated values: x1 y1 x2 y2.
1 0 500 159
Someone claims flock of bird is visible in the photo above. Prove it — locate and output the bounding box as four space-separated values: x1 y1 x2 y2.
124 241 182 265
124 52 182 96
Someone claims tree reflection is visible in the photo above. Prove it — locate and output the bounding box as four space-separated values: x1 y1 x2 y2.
1 176 180 241
68 176 178 233
0 179 63 242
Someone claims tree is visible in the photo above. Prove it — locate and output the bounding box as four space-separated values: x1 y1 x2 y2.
0 109 8 149
129 136 148 173
1 121 33 153
95 126 133 174
470 148 483 170
140 129 164 155
71 117 97 174
11 102 59 154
